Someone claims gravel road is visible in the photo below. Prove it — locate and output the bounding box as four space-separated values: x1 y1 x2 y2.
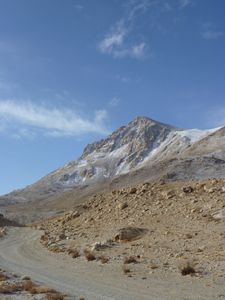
0 227 224 300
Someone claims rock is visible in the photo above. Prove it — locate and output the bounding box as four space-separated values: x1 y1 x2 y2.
114 227 148 242
197 246 206 252
191 199 198 204
91 240 113 251
208 188 216 193
162 190 175 199
212 208 225 220
119 202 128 210
71 211 80 219
0 228 6 238
204 186 216 193
221 187 225 193
58 233 66 240
141 183 150 193
185 234 193 239
21 275 31 281
182 186 194 193
129 187 137 194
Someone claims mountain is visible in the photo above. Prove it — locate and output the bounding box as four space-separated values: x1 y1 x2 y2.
1 116 225 222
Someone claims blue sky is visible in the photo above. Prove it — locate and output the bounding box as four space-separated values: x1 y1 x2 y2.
0 0 224 195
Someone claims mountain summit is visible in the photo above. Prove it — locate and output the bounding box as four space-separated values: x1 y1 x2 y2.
1 116 225 213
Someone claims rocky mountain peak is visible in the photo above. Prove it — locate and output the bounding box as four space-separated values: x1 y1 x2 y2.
81 116 177 159
1 116 224 209
128 116 163 126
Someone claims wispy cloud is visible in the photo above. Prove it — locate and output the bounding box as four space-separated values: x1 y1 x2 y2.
0 100 109 138
202 30 224 40
98 20 146 59
73 3 84 12
201 23 224 40
115 74 131 83
98 0 152 60
109 97 120 107
127 0 156 21
179 0 192 10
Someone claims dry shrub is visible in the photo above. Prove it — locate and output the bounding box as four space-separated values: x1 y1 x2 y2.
99 255 109 264
124 256 138 264
40 234 48 242
34 285 57 294
0 282 22 294
178 260 196 276
68 248 80 258
149 262 159 269
45 293 64 300
122 265 131 274
0 272 9 281
84 249 96 261
22 280 38 294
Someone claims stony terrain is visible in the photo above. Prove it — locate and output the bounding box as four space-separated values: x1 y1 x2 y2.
38 179 225 281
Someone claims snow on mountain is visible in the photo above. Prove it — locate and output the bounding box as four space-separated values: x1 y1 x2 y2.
2 116 224 203
140 127 221 165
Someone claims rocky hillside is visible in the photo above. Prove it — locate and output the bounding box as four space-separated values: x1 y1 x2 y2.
1 116 225 223
39 178 225 280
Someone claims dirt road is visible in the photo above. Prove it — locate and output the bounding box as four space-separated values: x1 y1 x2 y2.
0 227 224 300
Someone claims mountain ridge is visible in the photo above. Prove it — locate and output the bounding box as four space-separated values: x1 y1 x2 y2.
1 116 225 223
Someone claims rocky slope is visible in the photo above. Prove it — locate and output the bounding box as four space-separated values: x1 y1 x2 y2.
38 178 225 281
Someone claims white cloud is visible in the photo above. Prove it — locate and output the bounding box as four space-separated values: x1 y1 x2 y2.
131 43 146 58
202 30 224 40
98 21 127 55
127 0 156 21
179 0 192 9
98 20 146 59
115 75 131 83
109 97 120 107
201 23 224 40
0 100 109 138
74 4 84 12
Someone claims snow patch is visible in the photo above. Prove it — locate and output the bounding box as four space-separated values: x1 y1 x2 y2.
176 127 220 143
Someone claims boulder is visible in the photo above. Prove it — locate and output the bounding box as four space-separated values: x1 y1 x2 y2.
114 227 148 242
118 202 128 210
182 186 194 193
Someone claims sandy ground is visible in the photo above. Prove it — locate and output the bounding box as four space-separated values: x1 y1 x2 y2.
0 227 224 300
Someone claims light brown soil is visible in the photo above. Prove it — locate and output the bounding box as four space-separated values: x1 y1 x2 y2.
39 179 225 280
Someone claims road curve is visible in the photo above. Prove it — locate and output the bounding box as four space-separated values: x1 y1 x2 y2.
0 227 224 300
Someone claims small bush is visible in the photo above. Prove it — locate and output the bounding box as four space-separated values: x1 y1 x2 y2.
0 272 9 281
84 249 96 261
178 260 196 276
124 256 138 264
68 248 80 259
122 265 131 274
0 282 22 294
99 255 109 264
45 293 64 300
22 280 38 294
